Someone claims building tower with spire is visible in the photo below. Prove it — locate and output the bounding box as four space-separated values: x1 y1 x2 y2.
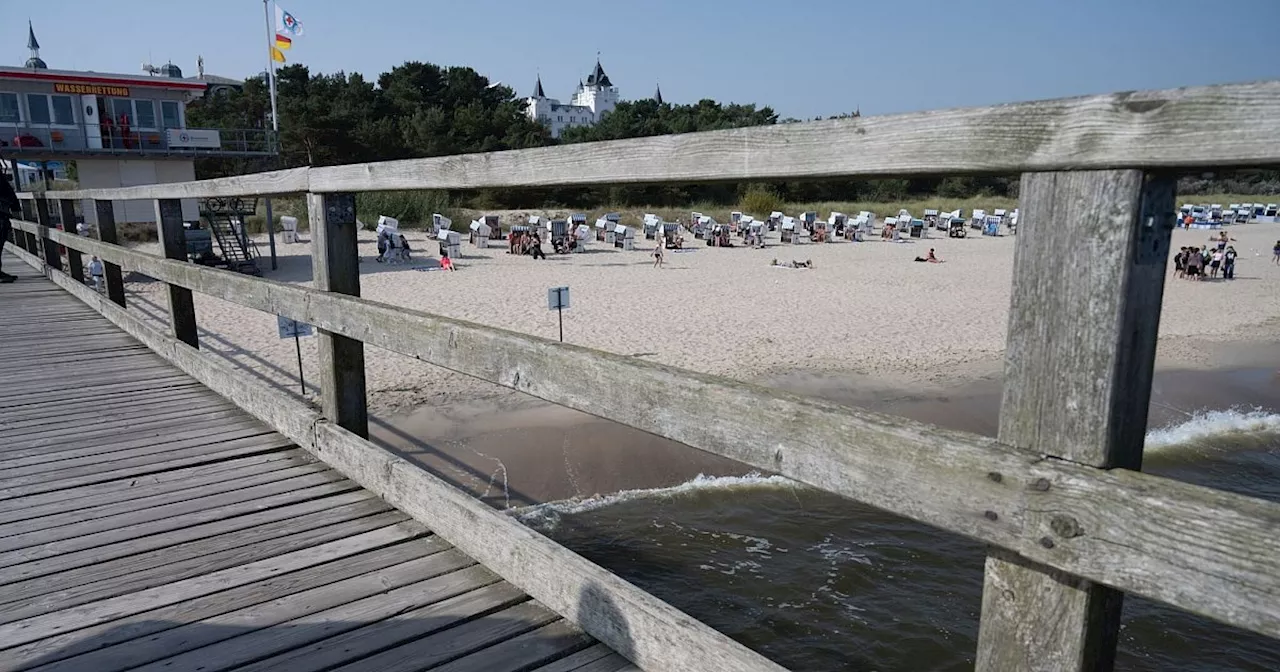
524 56 622 138
25 21 47 70
653 83 663 105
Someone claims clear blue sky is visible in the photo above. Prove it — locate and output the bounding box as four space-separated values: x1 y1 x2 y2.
8 0 1279 119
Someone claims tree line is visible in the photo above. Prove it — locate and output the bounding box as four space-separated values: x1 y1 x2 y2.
187 61 1274 209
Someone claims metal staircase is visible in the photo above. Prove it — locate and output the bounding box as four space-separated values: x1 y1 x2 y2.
200 197 262 276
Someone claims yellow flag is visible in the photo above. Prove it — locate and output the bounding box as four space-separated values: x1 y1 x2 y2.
271 46 286 63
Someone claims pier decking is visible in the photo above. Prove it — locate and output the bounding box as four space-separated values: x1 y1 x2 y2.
0 255 633 672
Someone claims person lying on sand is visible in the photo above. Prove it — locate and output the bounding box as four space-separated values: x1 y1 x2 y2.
914 248 944 263
770 259 814 269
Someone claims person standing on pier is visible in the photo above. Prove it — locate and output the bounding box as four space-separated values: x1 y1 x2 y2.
0 155 19 283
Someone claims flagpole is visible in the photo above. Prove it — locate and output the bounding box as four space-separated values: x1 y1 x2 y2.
262 0 279 270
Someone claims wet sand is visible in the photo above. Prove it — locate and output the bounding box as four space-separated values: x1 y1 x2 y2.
372 350 1280 508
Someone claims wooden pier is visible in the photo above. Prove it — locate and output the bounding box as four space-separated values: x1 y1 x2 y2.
0 258 635 672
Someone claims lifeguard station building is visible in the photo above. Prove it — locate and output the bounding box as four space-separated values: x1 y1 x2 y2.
0 23 276 225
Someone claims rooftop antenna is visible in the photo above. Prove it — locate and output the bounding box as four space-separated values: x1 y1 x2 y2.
197 55 205 79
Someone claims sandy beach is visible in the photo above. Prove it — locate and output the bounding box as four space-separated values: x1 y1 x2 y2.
116 216 1280 505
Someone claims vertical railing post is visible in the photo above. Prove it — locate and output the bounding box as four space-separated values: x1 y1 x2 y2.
155 198 198 348
33 197 61 272
94 200 126 307
308 192 368 438
18 199 35 254
59 199 83 283
976 170 1175 671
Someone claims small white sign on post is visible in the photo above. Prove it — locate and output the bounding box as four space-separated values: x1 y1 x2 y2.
277 315 314 395
547 286 570 311
547 286 570 342
277 315 315 339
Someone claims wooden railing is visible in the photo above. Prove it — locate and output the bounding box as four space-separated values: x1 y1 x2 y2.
7 80 1280 671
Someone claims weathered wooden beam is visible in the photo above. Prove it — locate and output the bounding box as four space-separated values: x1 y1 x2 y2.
58 199 83 283
93 200 125 307
975 170 1177 671
154 199 198 349
8 82 1280 205
22 255 787 672
306 81 1280 192
33 198 60 272
307 193 367 438
33 167 309 202
19 223 1280 640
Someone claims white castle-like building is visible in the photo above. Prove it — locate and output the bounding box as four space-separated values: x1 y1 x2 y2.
526 58 663 138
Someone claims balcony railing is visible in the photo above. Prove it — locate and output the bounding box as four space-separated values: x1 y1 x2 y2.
0 120 278 158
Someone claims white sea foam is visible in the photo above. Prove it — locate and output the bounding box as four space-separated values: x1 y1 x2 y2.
508 472 792 531
1144 407 1280 451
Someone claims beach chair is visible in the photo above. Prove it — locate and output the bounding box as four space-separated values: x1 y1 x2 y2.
574 224 591 252
1234 207 1251 224
595 217 611 241
437 229 461 259
971 209 987 230
432 214 452 237
469 220 492 248
509 225 530 254
768 211 783 231
1267 204 1279 217
614 225 635 250
550 219 571 253
780 217 796 243
923 209 939 230
278 216 298 244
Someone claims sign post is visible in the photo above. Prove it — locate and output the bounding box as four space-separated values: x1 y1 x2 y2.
276 315 315 394
547 286 570 342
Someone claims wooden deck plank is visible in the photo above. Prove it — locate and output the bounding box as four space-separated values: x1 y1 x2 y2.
0 395 239 441
0 387 217 431
0 501 398 599
0 434 292 499
531 644 618 672
427 620 594 672
0 480 363 567
0 521 427 649
0 470 348 551
0 512 414 625
232 582 529 672
0 492 381 582
124 556 491 672
0 462 331 534
0 452 311 518
327 601 564 672
0 410 262 458
3 539 443 671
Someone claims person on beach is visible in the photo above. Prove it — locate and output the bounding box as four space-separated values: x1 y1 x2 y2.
653 241 664 268
1174 247 1187 278
0 155 19 284
528 233 546 260
1186 248 1204 280
1209 248 1223 278
1223 246 1237 280
439 252 455 271
1213 231 1235 251
914 248 943 263
1273 240 1280 265
88 256 105 291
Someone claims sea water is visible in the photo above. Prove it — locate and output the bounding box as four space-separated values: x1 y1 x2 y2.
511 409 1280 671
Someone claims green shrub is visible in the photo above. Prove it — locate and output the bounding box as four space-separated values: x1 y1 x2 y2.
355 190 452 229
738 184 783 216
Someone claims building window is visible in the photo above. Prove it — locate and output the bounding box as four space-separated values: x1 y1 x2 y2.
134 100 157 128
161 101 181 128
110 98 133 124
0 93 19 123
557 115 563 122
26 93 50 124
107 98 160 128
51 95 74 125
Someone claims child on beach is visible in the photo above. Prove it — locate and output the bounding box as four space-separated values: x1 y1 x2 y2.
1273 240 1280 265
439 252 455 271
653 242 664 268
